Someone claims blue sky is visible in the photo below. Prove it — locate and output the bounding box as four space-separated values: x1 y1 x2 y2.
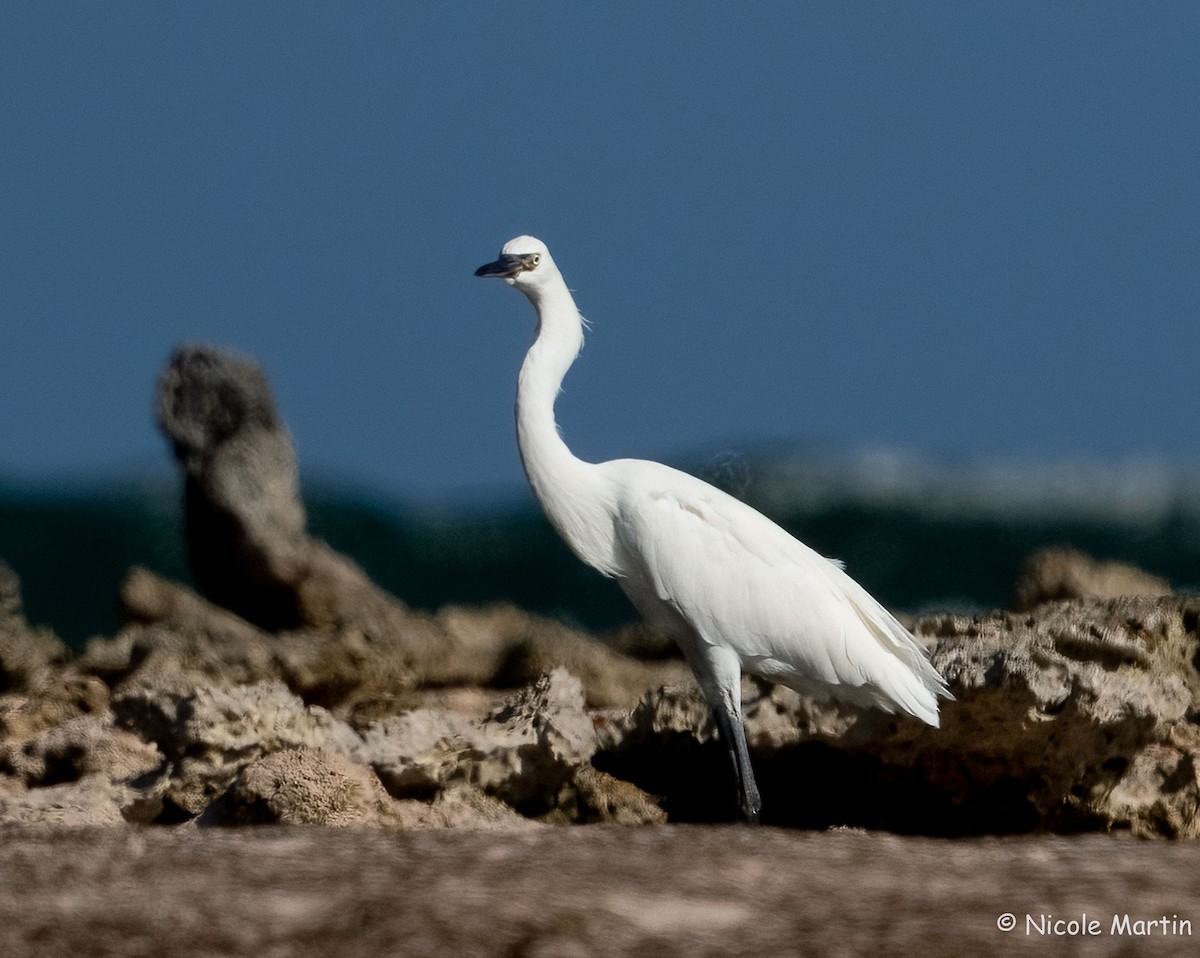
2 3 1197 504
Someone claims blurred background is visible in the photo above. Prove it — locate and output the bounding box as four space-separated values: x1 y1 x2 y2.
2 3 1198 646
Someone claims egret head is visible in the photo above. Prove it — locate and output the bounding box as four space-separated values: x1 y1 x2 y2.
474 236 555 295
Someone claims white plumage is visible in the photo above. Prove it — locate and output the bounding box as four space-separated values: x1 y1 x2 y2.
476 235 950 820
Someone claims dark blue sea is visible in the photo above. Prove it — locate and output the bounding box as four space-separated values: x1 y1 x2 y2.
3 446 1199 649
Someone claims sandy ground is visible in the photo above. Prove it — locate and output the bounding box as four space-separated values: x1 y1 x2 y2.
1 825 1197 957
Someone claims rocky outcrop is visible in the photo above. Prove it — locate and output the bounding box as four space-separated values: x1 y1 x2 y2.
0 713 164 825
196 746 403 827
111 679 366 817
1014 545 1172 610
1 561 110 744
152 347 686 713
194 746 530 830
0 714 162 789
152 350 1197 836
916 596 1200 837
1 560 72 698
156 345 307 629
360 668 660 823
156 344 426 634
85 565 684 715
6 539 1200 837
1 659 661 828
0 569 166 826
601 594 1200 836
21 591 1200 837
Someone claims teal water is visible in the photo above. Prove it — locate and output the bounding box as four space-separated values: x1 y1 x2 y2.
2 451 1198 648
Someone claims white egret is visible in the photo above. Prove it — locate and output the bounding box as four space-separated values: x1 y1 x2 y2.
475 236 950 821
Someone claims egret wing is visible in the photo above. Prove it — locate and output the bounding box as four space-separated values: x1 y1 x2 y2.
611 465 857 676
610 461 946 722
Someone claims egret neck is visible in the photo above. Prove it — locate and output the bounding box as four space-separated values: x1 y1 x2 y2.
513 270 619 576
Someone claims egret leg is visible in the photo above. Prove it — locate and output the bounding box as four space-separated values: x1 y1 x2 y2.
676 641 762 821
712 699 762 823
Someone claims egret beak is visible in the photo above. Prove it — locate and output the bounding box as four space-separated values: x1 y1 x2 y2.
474 253 525 279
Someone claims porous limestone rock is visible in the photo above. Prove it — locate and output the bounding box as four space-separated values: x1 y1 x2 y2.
0 712 165 826
88 566 682 717
0 562 108 741
600 595 1200 836
0 775 141 826
1014 546 1172 611
112 679 365 816
197 746 401 827
0 713 161 788
363 668 608 817
197 746 533 830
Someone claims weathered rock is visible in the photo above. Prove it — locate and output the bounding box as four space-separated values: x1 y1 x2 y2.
0 709 167 826
79 568 283 696
153 346 685 712
6 586 1200 836
557 765 669 825
0 561 72 696
363 668 612 818
414 784 538 829
0 567 109 741
97 567 680 716
0 714 161 789
197 746 400 827
911 596 1200 837
156 344 410 634
112 679 365 816
359 708 478 798
594 682 742 822
198 747 537 830
1014 545 1172 611
85 568 424 714
493 624 692 710
376 686 511 723
15 495 1200 839
0 775 144 826
156 344 312 630
600 595 1200 836
0 672 110 742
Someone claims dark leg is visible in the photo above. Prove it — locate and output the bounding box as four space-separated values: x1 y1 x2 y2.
712 701 762 823
679 641 763 822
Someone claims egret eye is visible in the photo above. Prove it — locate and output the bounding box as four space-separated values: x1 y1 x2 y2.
525 253 541 269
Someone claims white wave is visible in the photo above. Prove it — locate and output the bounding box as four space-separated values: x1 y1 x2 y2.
739 446 1200 529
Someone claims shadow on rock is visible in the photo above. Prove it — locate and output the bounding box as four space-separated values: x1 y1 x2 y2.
599 594 1200 836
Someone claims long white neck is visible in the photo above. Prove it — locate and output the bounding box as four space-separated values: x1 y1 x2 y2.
514 272 618 575
516 276 589 501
